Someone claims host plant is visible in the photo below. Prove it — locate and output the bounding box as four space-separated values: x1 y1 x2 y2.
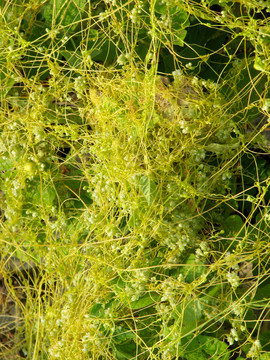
1 0 270 359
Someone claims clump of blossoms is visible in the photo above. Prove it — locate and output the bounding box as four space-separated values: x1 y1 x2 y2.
227 327 239 346
247 340 262 358
226 271 240 289
74 76 87 98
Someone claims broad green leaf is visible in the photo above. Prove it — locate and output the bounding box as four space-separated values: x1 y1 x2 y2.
60 50 81 67
138 175 158 206
179 254 206 283
205 141 240 154
173 29 187 47
32 184 56 207
259 331 270 353
260 354 270 360
113 343 136 360
127 209 141 230
185 335 230 360
89 39 117 64
199 284 222 310
0 59 15 97
154 2 189 47
171 11 189 47
88 29 99 41
43 0 87 32
223 215 245 236
254 284 270 304
89 303 104 318
0 157 13 172
173 298 205 335
112 327 136 343
254 56 267 72
155 0 167 14
130 292 160 310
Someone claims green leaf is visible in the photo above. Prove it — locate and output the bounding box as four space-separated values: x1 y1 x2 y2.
260 354 270 360
0 55 15 97
130 292 160 310
254 56 267 72
60 50 81 67
0 157 13 172
184 335 230 360
155 0 167 14
89 303 105 318
171 11 189 47
173 298 205 335
43 0 87 32
173 29 187 47
179 254 206 283
254 284 270 303
259 330 270 351
223 215 245 236
32 184 56 207
112 327 136 344
138 175 158 206
203 284 222 303
205 141 240 154
113 343 136 360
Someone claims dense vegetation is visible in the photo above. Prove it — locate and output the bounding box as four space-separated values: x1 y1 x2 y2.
1 0 270 359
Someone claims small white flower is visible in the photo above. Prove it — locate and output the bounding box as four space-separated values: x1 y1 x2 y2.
226 271 240 288
247 339 262 358
230 328 238 342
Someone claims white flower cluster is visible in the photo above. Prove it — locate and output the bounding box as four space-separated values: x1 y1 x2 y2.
195 241 210 261
247 340 262 358
161 231 191 253
74 76 87 99
99 10 109 21
45 27 59 39
124 269 149 301
104 0 116 5
172 69 182 82
264 212 270 222
159 14 170 27
61 35 68 44
162 345 178 360
7 46 23 61
91 183 117 206
178 119 191 134
117 53 131 66
3 206 19 222
48 340 63 358
0 138 6 153
190 148 206 162
226 271 240 288
222 171 232 181
81 324 104 354
11 178 21 197
48 214 66 232
129 3 142 24
262 98 270 112
227 327 238 346
160 278 179 306
124 284 145 302
7 121 20 131
185 62 194 69
231 301 244 317
32 126 44 142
